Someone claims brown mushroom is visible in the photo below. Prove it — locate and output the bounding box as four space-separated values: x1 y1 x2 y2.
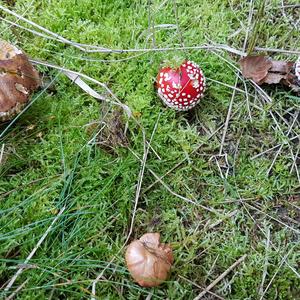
125 233 173 287
0 40 40 122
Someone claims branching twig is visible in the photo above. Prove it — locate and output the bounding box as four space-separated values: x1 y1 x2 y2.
179 275 225 300
193 255 247 300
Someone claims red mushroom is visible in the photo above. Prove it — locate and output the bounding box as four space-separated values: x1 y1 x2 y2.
156 60 205 111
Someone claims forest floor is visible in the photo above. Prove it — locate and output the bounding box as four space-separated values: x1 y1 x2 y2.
0 0 300 299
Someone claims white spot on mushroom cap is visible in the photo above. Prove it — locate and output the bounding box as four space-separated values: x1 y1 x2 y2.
172 82 181 89
295 57 300 81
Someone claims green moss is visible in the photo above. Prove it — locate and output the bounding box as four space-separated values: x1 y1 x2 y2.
0 0 299 299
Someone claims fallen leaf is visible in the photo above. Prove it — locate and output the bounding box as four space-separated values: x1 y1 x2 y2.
239 56 272 84
240 55 299 94
263 73 286 85
270 60 293 74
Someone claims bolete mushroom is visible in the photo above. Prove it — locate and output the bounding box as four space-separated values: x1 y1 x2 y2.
0 40 40 122
156 60 205 111
125 233 173 287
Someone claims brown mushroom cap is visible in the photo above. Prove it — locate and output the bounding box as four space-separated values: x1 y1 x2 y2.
0 40 40 122
125 233 173 287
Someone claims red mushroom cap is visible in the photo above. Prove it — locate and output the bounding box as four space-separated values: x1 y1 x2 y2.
156 60 205 111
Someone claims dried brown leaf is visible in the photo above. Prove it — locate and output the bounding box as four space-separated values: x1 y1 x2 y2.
270 60 293 73
239 56 272 84
263 73 286 85
240 56 299 93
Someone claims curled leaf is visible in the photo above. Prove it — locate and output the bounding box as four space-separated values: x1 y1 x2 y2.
239 56 272 84
240 55 298 91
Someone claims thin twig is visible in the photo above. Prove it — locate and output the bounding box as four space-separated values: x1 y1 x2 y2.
242 0 254 52
208 210 238 229
266 112 298 175
193 255 247 300
219 76 239 155
4 206 66 292
251 134 300 160
179 275 225 300
0 6 245 55
258 227 270 297
245 203 300 235
0 143 5 165
5 279 29 300
253 47 300 55
290 147 300 184
277 4 300 9
242 203 300 279
147 0 156 48
259 246 295 300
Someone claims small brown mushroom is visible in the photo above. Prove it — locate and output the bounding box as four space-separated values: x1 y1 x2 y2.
0 40 40 122
125 233 173 287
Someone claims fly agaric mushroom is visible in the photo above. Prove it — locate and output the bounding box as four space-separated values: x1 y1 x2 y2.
125 233 173 287
156 60 205 111
0 40 40 122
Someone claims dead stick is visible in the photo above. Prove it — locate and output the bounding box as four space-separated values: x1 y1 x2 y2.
5 279 28 300
193 254 247 300
4 206 66 292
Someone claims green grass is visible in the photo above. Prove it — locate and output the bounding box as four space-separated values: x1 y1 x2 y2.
1 0 300 299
